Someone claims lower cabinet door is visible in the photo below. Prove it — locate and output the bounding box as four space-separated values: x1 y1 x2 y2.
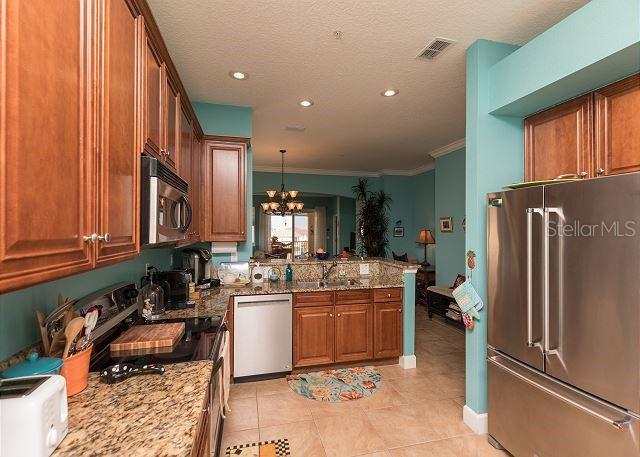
374 302 403 359
293 306 335 367
335 304 373 363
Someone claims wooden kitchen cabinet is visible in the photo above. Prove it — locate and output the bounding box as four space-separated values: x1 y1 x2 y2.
374 302 403 359
524 73 640 182
189 135 203 242
95 0 142 267
293 287 403 368
0 0 95 292
142 24 163 158
293 306 335 367
595 74 640 176
524 95 593 182
163 71 180 170
334 304 373 362
202 139 248 241
179 106 193 185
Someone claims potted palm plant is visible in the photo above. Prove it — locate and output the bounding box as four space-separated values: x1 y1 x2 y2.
352 178 392 258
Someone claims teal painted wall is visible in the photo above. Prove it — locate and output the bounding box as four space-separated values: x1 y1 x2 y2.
411 170 436 264
0 249 174 361
192 103 253 137
465 0 639 416
489 0 640 116
194 102 253 264
253 171 438 260
402 271 417 357
435 149 466 285
338 196 357 251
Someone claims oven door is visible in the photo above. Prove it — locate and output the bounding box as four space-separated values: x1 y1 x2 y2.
150 176 191 244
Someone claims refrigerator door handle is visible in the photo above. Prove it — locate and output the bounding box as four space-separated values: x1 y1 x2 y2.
543 207 563 355
488 355 633 430
526 208 543 350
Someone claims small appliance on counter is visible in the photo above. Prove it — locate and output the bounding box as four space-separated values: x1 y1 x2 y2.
181 248 212 286
0 375 68 457
155 270 194 309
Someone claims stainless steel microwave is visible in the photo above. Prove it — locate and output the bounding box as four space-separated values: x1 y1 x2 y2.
141 156 191 246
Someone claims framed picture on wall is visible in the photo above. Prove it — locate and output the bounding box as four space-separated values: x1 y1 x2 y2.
440 217 453 232
393 227 404 237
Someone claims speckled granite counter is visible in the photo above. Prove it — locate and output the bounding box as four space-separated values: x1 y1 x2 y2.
155 276 406 321
53 360 213 457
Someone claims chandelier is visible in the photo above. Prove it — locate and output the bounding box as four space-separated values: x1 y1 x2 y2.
261 149 304 216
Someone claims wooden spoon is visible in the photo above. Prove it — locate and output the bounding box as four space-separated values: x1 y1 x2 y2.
63 317 85 359
35 310 50 354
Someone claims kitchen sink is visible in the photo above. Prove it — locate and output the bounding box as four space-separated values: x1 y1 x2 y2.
295 279 361 288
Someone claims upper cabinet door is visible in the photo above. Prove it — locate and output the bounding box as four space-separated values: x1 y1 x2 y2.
178 107 192 185
524 95 593 182
142 24 162 158
189 133 202 242
163 72 179 170
0 0 94 293
94 0 141 266
202 141 247 241
595 74 640 177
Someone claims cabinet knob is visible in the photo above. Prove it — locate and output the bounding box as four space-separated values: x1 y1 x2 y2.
329 313 333 317
596 167 604 175
399 309 402 313
578 171 588 177
97 233 111 243
387 293 391 298
83 233 98 243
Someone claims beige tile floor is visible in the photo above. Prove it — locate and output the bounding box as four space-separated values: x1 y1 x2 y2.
222 305 509 456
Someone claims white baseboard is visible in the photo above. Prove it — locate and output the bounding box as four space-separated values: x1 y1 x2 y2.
463 405 488 434
398 355 416 369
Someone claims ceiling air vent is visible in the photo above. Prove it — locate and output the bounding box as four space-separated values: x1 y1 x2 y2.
416 37 456 60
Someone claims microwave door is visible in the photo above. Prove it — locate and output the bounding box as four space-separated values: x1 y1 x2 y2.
156 179 187 243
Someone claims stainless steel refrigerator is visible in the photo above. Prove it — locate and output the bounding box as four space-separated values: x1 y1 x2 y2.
487 173 640 456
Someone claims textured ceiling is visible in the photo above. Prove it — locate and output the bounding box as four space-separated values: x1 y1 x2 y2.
148 0 589 174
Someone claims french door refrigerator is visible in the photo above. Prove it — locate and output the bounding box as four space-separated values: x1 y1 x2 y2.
487 173 640 456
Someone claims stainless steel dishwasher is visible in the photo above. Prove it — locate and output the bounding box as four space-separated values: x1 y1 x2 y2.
233 293 292 379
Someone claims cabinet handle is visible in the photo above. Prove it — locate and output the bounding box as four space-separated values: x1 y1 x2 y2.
83 233 98 243
387 293 391 298
329 313 333 317
97 233 111 243
578 171 588 177
337 313 341 317
596 167 604 175
399 309 402 313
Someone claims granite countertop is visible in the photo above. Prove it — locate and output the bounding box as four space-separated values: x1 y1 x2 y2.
154 276 405 321
53 360 213 457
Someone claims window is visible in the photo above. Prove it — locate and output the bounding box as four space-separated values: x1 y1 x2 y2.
269 213 310 257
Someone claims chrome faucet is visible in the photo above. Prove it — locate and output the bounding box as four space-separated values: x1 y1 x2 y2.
321 261 338 281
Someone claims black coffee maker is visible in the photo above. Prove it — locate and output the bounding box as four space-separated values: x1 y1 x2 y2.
181 248 212 286
155 269 192 309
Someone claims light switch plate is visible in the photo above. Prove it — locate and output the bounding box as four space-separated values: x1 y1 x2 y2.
359 263 370 275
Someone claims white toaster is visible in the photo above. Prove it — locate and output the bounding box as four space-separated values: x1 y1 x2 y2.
0 375 68 457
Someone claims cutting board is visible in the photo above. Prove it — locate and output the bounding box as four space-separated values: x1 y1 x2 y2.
110 323 185 352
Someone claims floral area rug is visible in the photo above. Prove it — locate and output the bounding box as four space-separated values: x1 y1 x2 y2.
286 366 381 402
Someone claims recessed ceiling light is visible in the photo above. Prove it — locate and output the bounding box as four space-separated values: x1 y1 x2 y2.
298 99 314 107
229 71 248 80
382 89 399 97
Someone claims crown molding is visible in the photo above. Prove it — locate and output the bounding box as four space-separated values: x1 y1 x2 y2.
253 162 436 178
428 138 466 159
252 165 382 177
